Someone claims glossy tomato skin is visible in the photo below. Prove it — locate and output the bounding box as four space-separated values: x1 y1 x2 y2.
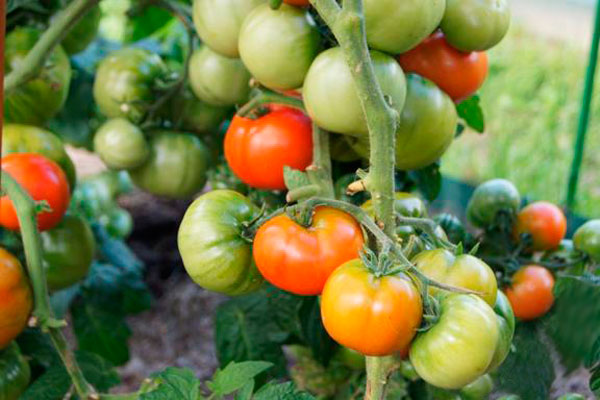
364 0 445 54
441 0 510 52
398 32 488 102
192 0 266 58
253 207 365 295
94 48 167 123
434 213 467 245
4 28 71 126
94 119 150 170
41 215 96 291
178 190 264 295
413 249 498 306
2 124 77 191
0 248 33 350
505 265 554 321
321 259 422 356
0 342 30 400
467 179 521 228
488 291 515 371
573 219 600 263
189 45 252 106
409 294 499 389
460 374 494 400
58 4 101 54
129 131 210 198
0 154 70 231
239 4 321 90
515 201 567 251
363 192 427 239
224 107 313 190
304 47 406 137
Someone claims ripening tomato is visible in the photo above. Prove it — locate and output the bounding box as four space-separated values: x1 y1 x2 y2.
467 179 521 228
253 207 365 295
0 248 33 350
0 154 70 231
515 201 567 251
398 32 488 102
224 107 313 190
573 219 600 262
320 259 422 356
505 265 554 321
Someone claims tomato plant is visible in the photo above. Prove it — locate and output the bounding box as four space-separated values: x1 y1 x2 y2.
505 265 555 321
0 248 32 350
515 201 567 251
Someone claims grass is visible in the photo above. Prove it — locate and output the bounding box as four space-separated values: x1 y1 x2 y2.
441 24 600 217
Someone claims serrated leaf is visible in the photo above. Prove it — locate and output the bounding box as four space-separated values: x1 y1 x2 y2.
208 361 273 396
299 297 336 366
456 95 485 133
140 367 201 400
409 163 442 201
76 351 121 392
265 285 304 341
284 166 311 191
253 381 315 400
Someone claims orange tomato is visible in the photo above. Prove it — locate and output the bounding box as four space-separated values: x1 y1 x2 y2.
321 259 423 356
253 206 364 295
515 201 567 251
397 31 488 102
0 247 33 349
505 265 554 321
0 153 71 231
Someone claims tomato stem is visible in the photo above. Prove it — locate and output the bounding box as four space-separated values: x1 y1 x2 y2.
396 215 458 252
237 88 305 118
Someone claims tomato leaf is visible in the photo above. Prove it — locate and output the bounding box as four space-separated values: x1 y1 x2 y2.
408 162 442 201
253 381 316 400
16 328 59 369
590 367 600 397
266 286 304 341
299 296 336 366
140 367 200 400
234 380 255 400
456 95 485 133
207 361 273 396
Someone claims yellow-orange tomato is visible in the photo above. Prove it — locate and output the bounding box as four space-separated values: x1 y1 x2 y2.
514 201 567 251
253 207 364 295
505 265 554 321
0 247 33 349
321 259 423 356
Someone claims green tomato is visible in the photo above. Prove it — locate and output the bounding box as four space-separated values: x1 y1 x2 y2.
434 213 467 245
441 0 511 52
409 294 499 390
93 47 167 123
2 124 77 191
4 27 71 126
466 179 521 228
93 118 150 170
58 5 101 54
333 346 365 371
178 190 264 295
41 215 95 291
192 0 266 58
105 207 134 239
238 4 321 90
413 249 498 306
0 342 30 400
573 219 600 263
364 0 445 54
128 131 210 198
459 374 493 400
303 47 406 137
488 291 515 372
362 192 427 218
188 46 252 106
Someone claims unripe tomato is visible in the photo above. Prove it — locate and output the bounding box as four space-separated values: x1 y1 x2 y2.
467 179 521 228
93 48 168 123
460 374 494 400
57 4 101 54
189 46 252 106
129 131 210 198
413 249 498 306
488 291 515 372
104 207 134 240
238 4 321 90
224 107 313 190
434 213 467 245
505 265 554 321
2 124 77 191
303 47 406 137
321 259 422 356
41 215 95 291
178 190 264 295
364 0 445 54
573 219 600 263
409 294 499 389
0 154 70 231
514 201 566 251
253 207 364 295
4 28 71 126
362 192 427 239
0 248 32 350
0 342 30 400
398 32 488 102
441 0 510 52
192 0 266 58
93 119 150 170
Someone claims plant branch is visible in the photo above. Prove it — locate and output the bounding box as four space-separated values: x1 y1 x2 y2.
396 215 457 252
237 88 305 118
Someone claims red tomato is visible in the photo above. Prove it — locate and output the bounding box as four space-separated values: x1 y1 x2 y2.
253 206 365 295
397 31 488 102
224 107 313 190
515 201 567 251
505 265 555 321
284 0 310 6
1 153 70 231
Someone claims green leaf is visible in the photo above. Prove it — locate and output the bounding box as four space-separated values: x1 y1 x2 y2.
409 162 442 201
496 322 555 399
585 335 600 369
265 285 304 341
49 284 81 319
16 328 58 369
253 381 316 400
590 367 600 397
125 5 174 43
299 297 336 366
456 95 485 133
284 166 311 191
208 361 273 396
140 367 201 400
235 380 255 400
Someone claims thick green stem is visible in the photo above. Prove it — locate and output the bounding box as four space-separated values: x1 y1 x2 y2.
237 88 305 117
304 124 335 199
4 0 100 92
